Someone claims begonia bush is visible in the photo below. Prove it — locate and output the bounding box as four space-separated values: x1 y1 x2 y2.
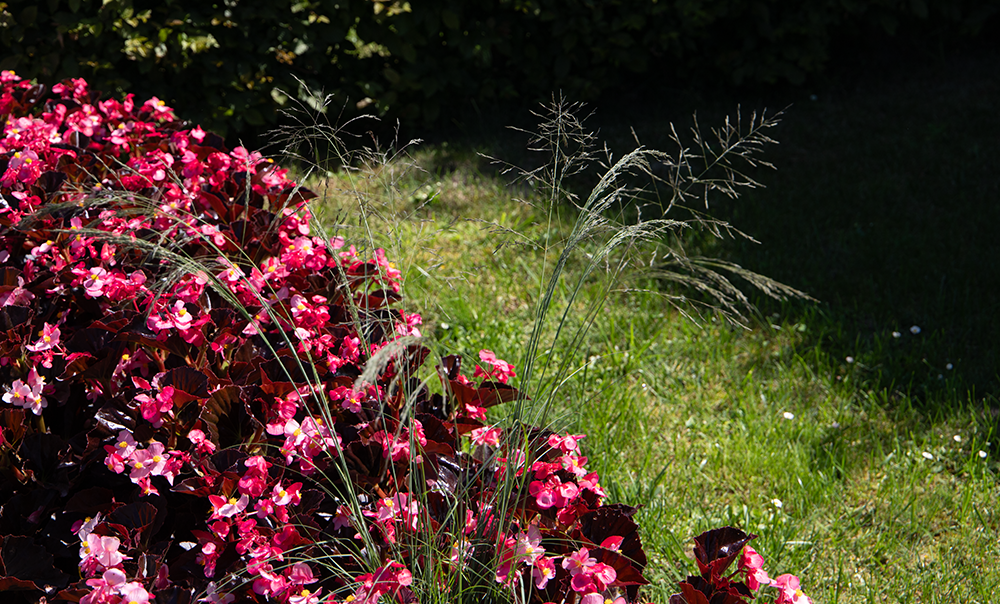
0 71 653 604
0 71 811 604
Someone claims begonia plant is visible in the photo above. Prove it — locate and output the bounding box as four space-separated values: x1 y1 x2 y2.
0 71 811 604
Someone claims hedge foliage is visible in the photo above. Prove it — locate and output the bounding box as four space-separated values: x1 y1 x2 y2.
3 0 997 138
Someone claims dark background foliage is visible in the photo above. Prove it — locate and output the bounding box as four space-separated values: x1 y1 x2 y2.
3 0 998 145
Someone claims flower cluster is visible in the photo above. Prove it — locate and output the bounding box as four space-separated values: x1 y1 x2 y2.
668 527 813 604
0 72 655 604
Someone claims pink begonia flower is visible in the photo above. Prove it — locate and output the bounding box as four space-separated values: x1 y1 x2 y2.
352 561 413 604
287 562 318 586
548 432 585 453
208 494 250 519
72 513 102 544
162 300 194 330
81 568 127 604
4 368 48 415
331 386 365 413
739 545 771 590
217 257 245 283
470 425 502 448
288 588 321 604
142 96 174 117
600 535 624 551
562 547 596 576
83 267 108 298
119 581 153 604
773 574 812 604
83 534 127 568
533 556 557 589
2 379 33 408
560 453 589 477
199 581 236 604
129 441 169 481
332 505 352 531
187 428 216 455
473 349 517 383
578 472 607 498
529 477 579 509
110 429 137 454
515 524 545 564
26 322 60 352
271 482 303 506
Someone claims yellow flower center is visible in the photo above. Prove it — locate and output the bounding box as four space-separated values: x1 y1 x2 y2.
278 489 287 497
134 462 144 469
300 590 310 597
118 441 128 448
228 497 238 505
178 308 187 316
152 455 163 463
122 353 130 361
43 335 51 343
267 265 276 273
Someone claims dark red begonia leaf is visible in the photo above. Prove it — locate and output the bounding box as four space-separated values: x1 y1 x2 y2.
93 403 137 436
109 501 164 548
160 366 212 399
0 408 26 446
35 171 67 199
359 289 402 310
476 380 524 407
203 386 264 449
590 547 649 586
64 487 119 516
670 580 712 604
0 535 70 593
692 527 756 580
18 432 72 488
65 327 115 356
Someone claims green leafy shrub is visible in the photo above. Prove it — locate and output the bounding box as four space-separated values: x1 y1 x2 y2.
4 0 996 139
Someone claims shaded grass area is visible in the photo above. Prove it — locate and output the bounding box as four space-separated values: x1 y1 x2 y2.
593 46 1000 402
305 47 1000 602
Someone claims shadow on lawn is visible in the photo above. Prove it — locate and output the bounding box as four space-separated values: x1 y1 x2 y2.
711 47 1000 407
422 44 1000 416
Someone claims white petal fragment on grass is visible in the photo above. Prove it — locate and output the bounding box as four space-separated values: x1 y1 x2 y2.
953 435 962 443
782 411 795 420
921 451 934 460
910 325 921 334
979 450 988 459
771 498 783 508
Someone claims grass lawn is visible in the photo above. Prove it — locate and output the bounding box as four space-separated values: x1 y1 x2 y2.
305 45 999 603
